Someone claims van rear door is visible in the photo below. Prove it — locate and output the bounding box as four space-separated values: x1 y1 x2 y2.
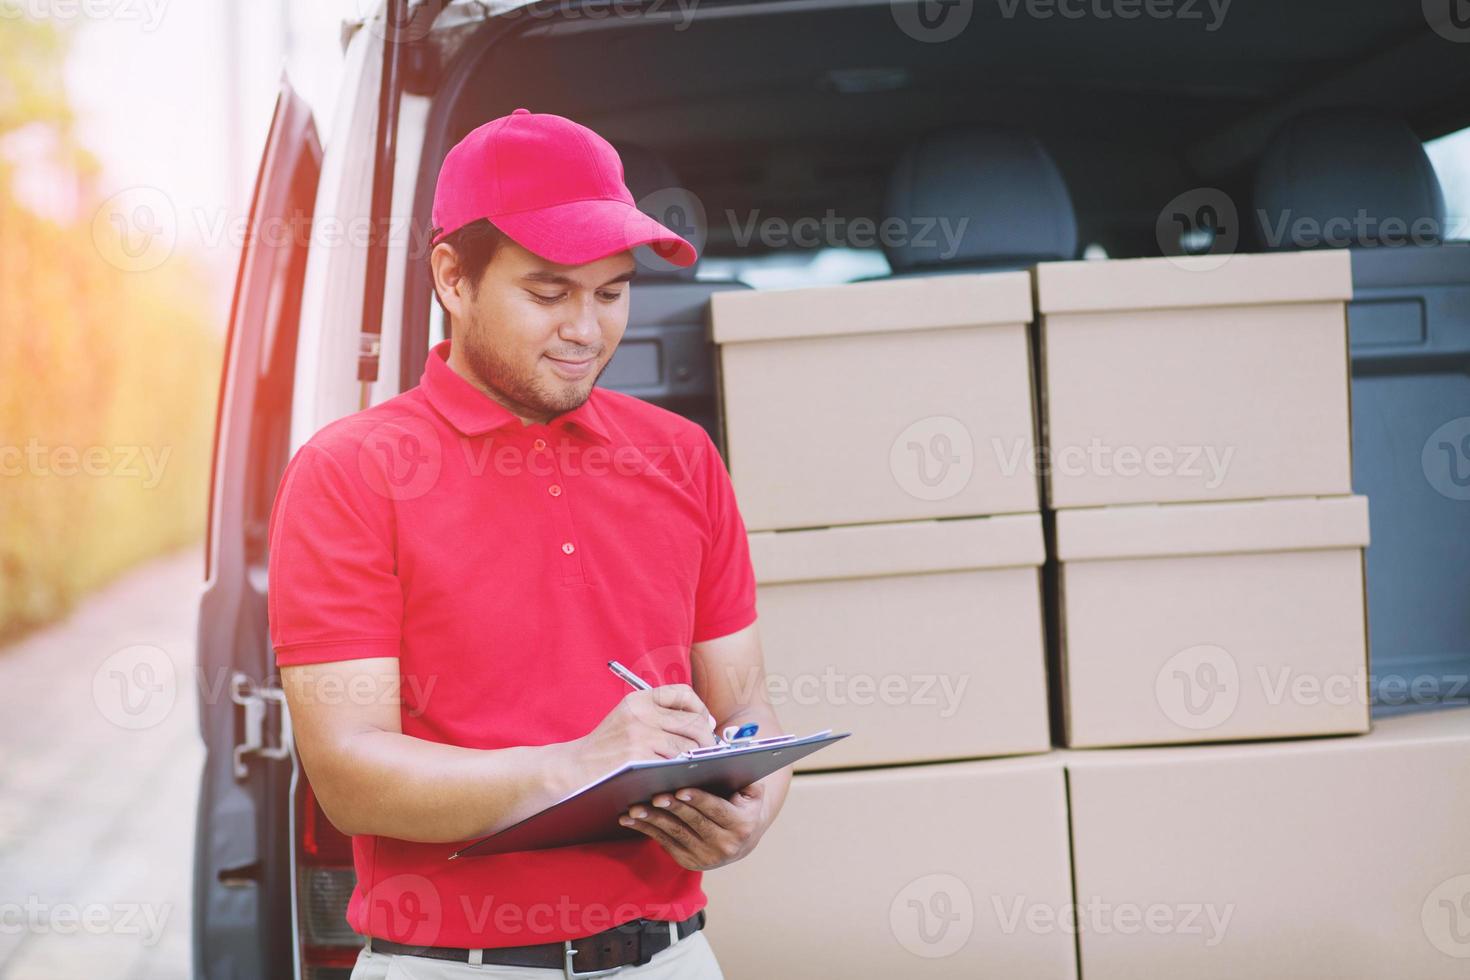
195 77 321 980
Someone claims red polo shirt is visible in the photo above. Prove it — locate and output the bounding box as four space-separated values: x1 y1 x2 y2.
266 338 758 949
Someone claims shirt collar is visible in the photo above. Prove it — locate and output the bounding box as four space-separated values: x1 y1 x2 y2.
421 339 613 445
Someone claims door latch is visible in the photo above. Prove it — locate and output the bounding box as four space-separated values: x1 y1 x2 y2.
231 672 292 779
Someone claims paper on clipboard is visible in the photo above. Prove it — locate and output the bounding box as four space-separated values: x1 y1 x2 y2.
451 729 850 859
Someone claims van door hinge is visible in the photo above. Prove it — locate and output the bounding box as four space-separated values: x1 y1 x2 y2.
231 672 292 780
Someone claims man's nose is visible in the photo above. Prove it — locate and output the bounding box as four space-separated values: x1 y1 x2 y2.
559 295 601 345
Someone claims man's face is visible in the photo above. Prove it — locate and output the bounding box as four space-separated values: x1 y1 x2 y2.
440 236 636 422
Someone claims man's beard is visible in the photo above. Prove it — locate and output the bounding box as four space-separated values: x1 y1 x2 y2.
455 311 601 418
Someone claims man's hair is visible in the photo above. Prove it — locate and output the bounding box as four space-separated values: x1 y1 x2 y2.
429 218 512 322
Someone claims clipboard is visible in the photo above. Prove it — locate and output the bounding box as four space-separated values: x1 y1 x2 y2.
451 730 850 859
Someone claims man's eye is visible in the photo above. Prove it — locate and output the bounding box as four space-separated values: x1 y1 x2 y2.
529 292 564 304
597 290 624 302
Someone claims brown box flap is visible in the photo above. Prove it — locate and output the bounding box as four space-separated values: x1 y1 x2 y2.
1056 494 1369 562
749 513 1044 584
711 270 1033 344
1035 250 1352 315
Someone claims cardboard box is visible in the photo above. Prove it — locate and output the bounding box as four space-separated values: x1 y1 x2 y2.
748 514 1051 769
1036 251 1354 508
704 755 1077 979
1058 495 1371 748
712 272 1038 531
1065 706 1470 979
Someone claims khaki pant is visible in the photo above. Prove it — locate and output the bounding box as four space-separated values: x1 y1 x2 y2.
348 929 725 980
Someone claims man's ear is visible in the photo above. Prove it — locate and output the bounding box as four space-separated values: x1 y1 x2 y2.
430 242 472 321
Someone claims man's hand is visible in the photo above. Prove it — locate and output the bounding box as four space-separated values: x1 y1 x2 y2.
617 780 775 871
570 684 720 785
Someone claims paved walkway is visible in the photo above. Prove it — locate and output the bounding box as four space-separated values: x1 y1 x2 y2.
0 548 203 980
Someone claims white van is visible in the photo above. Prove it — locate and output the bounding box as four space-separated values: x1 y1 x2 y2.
197 1 1470 976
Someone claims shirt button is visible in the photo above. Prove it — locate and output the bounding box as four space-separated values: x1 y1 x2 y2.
533 438 547 451
561 542 576 555
548 484 562 497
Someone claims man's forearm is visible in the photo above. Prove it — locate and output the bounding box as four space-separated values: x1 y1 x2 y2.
305 731 591 844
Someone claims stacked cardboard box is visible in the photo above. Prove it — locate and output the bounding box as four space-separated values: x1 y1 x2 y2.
703 707 1470 978
705 272 1058 971
746 515 1049 768
1029 249 1439 979
703 754 1078 979
1065 707 1470 979
713 272 1039 531
1035 250 1370 748
712 272 1051 768
702 251 1458 978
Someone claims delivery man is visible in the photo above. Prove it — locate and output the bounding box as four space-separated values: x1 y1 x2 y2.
267 107 788 979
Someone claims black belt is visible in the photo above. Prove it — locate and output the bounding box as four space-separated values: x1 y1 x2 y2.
368 909 706 977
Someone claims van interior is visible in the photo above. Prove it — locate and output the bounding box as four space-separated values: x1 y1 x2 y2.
408 0 1470 707
256 5 1470 978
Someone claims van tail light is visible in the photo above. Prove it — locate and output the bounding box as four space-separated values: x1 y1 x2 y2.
298 780 360 980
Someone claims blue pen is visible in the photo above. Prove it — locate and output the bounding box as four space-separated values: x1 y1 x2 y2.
721 722 760 742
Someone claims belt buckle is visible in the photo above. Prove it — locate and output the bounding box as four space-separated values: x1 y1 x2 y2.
563 924 636 980
563 942 625 979
562 916 671 978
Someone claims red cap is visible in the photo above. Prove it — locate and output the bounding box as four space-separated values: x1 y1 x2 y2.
429 107 697 268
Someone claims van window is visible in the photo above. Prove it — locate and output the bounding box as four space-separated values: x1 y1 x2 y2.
698 247 889 289
1425 126 1470 240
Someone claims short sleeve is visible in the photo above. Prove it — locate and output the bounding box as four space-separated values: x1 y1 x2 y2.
267 441 404 667
691 431 758 643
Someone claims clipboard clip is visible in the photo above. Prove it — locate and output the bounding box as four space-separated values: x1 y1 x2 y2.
719 722 760 745
677 729 807 760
